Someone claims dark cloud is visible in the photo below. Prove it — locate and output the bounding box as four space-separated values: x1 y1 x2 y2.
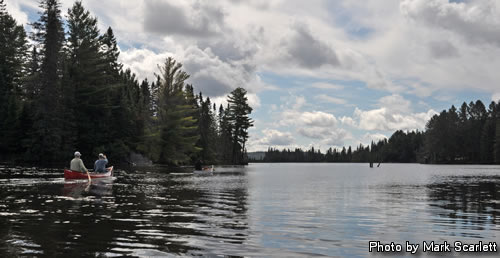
144 0 225 37
428 41 459 59
179 41 259 98
188 74 234 97
201 40 258 62
297 128 327 139
285 24 340 68
402 0 500 47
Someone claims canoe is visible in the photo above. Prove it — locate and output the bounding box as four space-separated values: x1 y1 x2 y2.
64 166 114 180
193 166 214 174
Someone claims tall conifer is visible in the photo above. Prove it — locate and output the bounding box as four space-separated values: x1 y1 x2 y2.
0 0 28 157
153 57 200 165
227 87 253 164
29 0 65 162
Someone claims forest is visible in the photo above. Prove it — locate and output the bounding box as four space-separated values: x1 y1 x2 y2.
0 0 253 166
256 100 500 164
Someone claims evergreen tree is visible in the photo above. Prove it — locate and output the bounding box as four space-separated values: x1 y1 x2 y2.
66 1 113 156
100 27 122 74
197 95 217 163
29 0 66 162
495 113 500 164
153 57 200 165
480 119 495 163
100 27 140 161
23 46 41 100
217 104 233 163
0 0 28 158
227 87 253 164
136 79 151 150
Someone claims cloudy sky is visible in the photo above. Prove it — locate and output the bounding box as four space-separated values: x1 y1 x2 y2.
7 0 500 151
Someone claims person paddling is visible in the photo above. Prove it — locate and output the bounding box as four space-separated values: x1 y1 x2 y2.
94 153 108 173
195 159 203 171
71 151 91 181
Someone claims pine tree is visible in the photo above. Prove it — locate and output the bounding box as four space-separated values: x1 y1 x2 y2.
197 96 217 163
153 57 200 165
28 0 66 162
66 1 113 157
100 27 122 74
0 0 29 158
100 27 141 161
217 104 233 163
23 47 40 100
226 87 253 164
495 113 500 164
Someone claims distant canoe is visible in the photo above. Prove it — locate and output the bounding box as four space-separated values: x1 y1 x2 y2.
64 166 114 180
193 166 214 175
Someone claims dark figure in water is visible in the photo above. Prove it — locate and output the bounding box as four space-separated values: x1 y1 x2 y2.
195 160 202 170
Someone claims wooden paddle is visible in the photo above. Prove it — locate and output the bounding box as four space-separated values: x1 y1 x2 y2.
85 169 91 182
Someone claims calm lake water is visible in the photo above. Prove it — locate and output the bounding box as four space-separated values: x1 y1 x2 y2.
0 163 499 257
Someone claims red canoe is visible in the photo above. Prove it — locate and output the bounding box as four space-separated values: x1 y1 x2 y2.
64 166 114 180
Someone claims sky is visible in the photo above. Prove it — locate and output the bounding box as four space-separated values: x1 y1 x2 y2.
6 0 500 152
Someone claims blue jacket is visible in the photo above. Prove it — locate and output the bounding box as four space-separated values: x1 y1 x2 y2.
94 159 108 172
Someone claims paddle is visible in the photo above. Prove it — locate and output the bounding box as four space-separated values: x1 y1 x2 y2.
85 169 91 182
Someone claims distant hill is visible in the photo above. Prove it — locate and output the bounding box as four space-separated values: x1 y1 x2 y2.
247 151 265 161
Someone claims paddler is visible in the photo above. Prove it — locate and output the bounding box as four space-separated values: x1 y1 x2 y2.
70 151 89 174
94 153 108 173
195 159 202 171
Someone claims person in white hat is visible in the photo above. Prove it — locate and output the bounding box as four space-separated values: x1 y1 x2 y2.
70 151 89 174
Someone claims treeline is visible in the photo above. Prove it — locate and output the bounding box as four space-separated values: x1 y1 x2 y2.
256 100 500 164
0 0 253 165
258 130 424 163
424 100 500 163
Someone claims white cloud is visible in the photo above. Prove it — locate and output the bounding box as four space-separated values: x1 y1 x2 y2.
293 96 307 110
119 48 174 83
4 0 30 25
378 94 411 113
340 94 436 132
254 129 295 146
311 82 344 90
363 133 388 144
354 107 436 131
492 93 500 102
340 116 357 127
281 110 338 128
247 92 261 109
297 127 352 146
351 133 388 148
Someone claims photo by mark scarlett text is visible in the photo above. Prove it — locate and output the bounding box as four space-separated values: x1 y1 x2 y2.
369 240 497 254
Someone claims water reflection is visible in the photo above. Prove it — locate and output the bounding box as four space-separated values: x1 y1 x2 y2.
0 166 249 256
63 178 114 197
426 175 500 237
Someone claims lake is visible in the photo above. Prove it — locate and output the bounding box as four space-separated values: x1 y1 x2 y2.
0 163 499 257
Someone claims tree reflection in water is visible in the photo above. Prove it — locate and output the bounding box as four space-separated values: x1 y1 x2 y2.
0 166 250 256
426 175 500 235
